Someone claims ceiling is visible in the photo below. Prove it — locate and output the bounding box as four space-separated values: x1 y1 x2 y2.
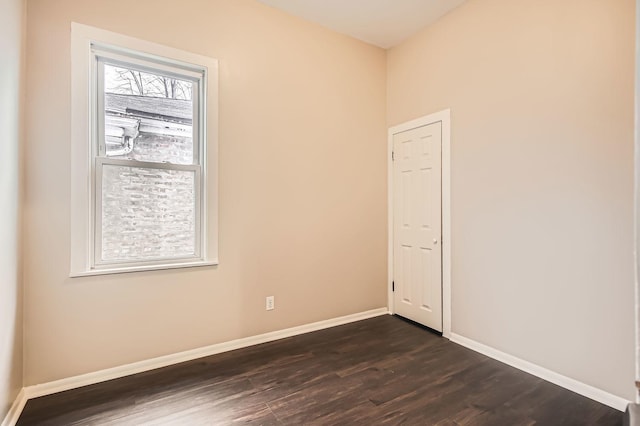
255 0 467 49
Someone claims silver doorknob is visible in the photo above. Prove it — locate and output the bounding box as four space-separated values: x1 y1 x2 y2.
433 238 438 244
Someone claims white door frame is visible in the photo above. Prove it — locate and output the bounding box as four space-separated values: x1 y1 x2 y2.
388 109 451 338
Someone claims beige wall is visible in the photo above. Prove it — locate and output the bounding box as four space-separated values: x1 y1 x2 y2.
388 0 635 400
24 0 387 385
0 0 24 418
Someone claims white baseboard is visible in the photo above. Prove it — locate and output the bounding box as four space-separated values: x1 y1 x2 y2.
1 389 27 426
450 333 630 412
24 308 389 401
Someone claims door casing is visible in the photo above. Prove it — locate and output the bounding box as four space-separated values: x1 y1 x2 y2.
388 109 451 338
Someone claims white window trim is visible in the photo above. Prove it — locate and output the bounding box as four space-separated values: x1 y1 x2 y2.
70 23 219 277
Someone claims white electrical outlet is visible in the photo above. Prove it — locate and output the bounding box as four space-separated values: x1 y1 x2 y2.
266 296 275 311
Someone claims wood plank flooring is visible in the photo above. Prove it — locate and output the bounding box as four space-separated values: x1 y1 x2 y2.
17 315 623 425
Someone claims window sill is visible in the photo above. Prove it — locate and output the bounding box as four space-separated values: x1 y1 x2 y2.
69 259 219 278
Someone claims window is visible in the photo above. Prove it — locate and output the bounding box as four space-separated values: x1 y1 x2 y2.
94 49 203 267
71 24 218 276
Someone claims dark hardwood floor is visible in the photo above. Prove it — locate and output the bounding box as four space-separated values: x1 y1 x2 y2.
17 315 622 425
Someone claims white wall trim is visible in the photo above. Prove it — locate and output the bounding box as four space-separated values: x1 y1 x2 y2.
70 22 219 277
450 333 630 412
1 389 27 426
22 308 388 400
387 109 452 338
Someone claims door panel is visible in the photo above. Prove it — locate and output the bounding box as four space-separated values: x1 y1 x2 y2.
393 122 442 331
400 245 412 303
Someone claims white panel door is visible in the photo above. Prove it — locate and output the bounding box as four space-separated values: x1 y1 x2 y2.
393 122 442 331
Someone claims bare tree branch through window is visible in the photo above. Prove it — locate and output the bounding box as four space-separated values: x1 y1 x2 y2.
105 64 193 100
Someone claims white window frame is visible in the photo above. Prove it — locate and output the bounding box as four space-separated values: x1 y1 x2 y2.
70 23 219 277
92 47 203 268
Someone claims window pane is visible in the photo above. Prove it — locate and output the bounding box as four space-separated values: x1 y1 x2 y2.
103 63 194 165
101 164 196 262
